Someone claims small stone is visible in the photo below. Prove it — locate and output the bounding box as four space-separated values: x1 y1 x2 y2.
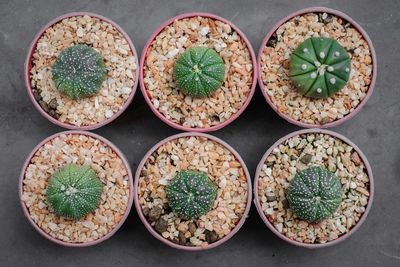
48 99 58 109
282 199 289 209
33 90 42 101
154 218 168 233
105 110 113 118
148 206 162 222
300 154 313 164
76 28 85 37
142 207 150 217
38 100 49 113
204 230 218 243
351 152 361 166
188 222 196 235
178 231 187 244
265 192 276 202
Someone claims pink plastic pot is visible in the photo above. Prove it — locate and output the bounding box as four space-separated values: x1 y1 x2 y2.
257 7 377 128
139 12 258 132
25 12 139 130
134 132 252 250
19 130 134 247
254 128 374 248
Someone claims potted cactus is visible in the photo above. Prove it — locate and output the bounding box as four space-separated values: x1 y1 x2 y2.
258 7 376 128
254 129 374 248
19 131 133 246
140 12 257 132
135 132 252 250
25 12 139 130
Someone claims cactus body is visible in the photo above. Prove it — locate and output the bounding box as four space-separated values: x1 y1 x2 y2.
52 44 107 99
289 37 351 98
46 163 103 220
173 47 225 98
287 166 342 222
166 170 217 220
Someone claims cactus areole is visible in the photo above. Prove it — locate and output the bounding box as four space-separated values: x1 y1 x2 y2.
173 47 225 98
287 166 342 222
46 163 103 220
166 170 217 220
288 37 351 98
52 44 107 99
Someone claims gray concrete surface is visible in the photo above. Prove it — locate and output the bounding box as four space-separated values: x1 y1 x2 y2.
1 0 398 266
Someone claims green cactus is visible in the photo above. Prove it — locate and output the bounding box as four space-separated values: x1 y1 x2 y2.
173 47 225 98
286 166 342 222
46 163 103 220
52 44 107 99
288 37 351 98
166 170 217 220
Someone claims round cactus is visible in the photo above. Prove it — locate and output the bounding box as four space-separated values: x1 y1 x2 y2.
288 37 351 98
173 47 225 98
52 44 107 99
286 166 342 222
166 170 217 220
46 163 103 220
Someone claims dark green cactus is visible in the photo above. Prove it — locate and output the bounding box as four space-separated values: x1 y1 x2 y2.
286 166 342 222
166 170 217 220
173 47 225 98
46 163 103 220
288 37 351 98
52 44 107 99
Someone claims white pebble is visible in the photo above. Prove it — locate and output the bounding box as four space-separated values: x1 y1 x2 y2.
76 28 84 37
167 48 180 58
121 87 131 95
105 110 113 118
200 27 209 36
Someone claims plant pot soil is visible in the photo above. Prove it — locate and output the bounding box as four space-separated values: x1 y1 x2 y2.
135 132 252 250
25 12 139 130
258 7 376 128
254 129 373 248
140 13 257 132
19 131 133 247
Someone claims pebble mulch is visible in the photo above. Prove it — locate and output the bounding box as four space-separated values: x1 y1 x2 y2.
257 132 370 244
138 136 249 247
143 16 254 129
260 12 373 125
21 133 130 243
30 15 137 127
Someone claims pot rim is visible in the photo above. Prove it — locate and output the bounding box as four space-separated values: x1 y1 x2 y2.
139 12 258 132
19 130 134 247
253 128 374 248
257 6 377 128
24 12 140 130
134 132 252 250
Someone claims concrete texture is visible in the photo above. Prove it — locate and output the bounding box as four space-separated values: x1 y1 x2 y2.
1 0 399 266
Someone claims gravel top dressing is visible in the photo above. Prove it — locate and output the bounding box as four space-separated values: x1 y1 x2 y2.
143 16 254 129
21 133 130 243
137 135 249 247
257 132 370 244
30 15 137 127
260 12 373 125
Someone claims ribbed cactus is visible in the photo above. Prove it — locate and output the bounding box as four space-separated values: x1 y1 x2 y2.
289 37 351 98
286 166 342 222
166 170 217 220
46 163 103 220
52 44 107 99
173 47 225 98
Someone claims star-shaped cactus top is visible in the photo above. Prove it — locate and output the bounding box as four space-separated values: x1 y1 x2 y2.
288 37 351 98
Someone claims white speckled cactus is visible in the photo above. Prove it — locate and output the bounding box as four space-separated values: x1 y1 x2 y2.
286 166 342 222
46 164 103 220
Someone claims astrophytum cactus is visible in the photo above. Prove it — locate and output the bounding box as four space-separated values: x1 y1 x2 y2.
46 163 103 220
286 166 342 222
173 47 225 98
52 44 107 99
166 170 217 220
288 37 351 98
